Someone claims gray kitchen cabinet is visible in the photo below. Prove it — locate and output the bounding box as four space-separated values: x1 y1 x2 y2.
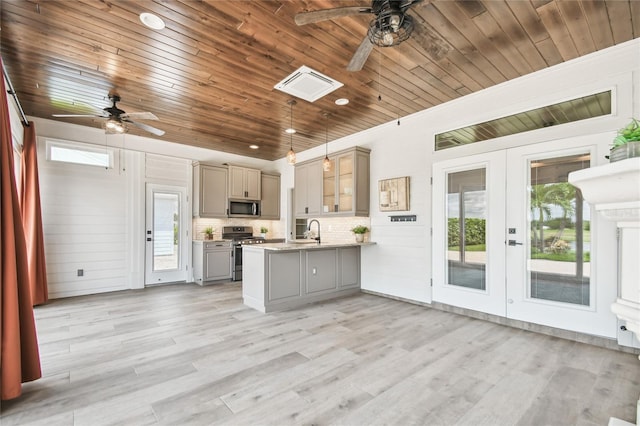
242 244 361 313
193 240 233 284
294 160 322 217
193 163 227 218
267 251 301 302
260 172 280 219
229 165 261 200
305 249 337 295
322 147 370 216
338 246 360 289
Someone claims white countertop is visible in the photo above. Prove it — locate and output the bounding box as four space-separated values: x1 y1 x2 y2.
243 241 376 251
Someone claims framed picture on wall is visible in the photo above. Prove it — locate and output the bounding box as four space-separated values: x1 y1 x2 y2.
378 176 410 211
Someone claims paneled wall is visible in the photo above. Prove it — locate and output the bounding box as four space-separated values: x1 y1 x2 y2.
38 140 133 298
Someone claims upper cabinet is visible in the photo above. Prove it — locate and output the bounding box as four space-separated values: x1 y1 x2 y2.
322 148 370 216
295 146 370 217
193 163 228 218
294 160 323 217
229 165 261 200
261 172 281 220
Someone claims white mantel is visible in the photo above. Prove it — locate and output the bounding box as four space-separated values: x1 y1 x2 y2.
569 157 640 426
569 157 640 339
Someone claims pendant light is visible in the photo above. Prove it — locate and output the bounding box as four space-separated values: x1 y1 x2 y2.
286 99 297 165
322 113 331 172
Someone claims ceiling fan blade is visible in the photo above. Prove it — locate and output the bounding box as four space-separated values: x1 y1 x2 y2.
124 119 165 136
120 111 159 120
52 114 105 118
295 6 372 26
347 36 375 72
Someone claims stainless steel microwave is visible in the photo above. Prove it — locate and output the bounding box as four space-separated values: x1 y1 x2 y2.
228 200 260 217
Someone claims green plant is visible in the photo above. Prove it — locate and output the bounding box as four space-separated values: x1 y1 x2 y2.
260 227 268 234
351 225 369 234
204 226 214 236
447 218 486 247
612 118 640 149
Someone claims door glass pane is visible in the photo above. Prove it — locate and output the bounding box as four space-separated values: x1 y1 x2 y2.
153 192 180 271
447 168 487 290
529 153 590 305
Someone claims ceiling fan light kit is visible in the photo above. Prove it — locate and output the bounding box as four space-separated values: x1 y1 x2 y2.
368 13 414 47
105 118 126 134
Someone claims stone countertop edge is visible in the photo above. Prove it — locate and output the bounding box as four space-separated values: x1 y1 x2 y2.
243 242 377 251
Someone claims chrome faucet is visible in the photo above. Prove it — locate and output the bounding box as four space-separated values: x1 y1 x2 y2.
308 219 321 244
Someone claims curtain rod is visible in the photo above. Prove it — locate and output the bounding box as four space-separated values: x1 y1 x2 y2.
2 59 30 127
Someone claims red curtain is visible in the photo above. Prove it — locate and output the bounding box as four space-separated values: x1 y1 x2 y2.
1 60 42 400
20 122 48 306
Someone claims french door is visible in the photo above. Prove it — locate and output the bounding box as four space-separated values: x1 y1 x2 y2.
145 184 188 285
433 138 615 335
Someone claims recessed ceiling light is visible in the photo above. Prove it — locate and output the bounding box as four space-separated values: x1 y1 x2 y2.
335 98 349 106
249 144 259 149
140 12 165 30
285 128 296 134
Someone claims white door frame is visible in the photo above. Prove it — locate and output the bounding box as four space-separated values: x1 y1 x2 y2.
145 183 189 285
432 150 507 317
504 138 617 336
432 135 618 336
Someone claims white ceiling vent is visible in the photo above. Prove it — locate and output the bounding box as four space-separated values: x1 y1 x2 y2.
274 66 344 103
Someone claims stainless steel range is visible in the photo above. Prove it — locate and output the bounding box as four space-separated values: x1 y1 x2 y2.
221 226 265 281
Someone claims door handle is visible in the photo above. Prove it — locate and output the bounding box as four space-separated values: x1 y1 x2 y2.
508 240 523 246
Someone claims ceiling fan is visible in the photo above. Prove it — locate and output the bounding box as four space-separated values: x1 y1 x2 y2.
295 0 423 72
53 95 165 136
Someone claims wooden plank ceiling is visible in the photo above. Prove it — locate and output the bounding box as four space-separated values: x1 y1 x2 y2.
1 0 638 161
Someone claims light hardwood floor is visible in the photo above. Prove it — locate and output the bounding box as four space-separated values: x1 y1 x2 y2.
2 283 639 425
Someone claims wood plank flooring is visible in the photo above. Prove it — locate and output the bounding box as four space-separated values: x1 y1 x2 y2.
2 283 639 425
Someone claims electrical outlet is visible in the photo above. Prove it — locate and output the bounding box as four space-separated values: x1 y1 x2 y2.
77 269 84 277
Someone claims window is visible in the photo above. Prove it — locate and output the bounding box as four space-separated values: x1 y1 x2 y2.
46 139 114 168
435 91 612 150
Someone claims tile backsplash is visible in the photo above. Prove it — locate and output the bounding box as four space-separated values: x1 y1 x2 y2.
193 218 284 240
192 216 370 243
300 216 372 244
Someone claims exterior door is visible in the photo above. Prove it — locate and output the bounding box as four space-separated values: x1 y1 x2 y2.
433 138 615 335
504 141 614 335
145 184 188 285
432 150 507 316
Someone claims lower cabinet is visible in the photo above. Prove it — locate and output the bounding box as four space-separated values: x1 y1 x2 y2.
267 251 301 301
305 249 337 295
242 245 361 312
338 246 360 289
193 241 233 284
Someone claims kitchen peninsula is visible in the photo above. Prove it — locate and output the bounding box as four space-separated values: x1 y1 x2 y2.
242 242 372 312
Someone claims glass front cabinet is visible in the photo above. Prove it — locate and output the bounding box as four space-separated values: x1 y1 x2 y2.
296 146 370 217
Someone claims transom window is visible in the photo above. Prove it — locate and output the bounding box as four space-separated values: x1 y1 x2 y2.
46 139 113 168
